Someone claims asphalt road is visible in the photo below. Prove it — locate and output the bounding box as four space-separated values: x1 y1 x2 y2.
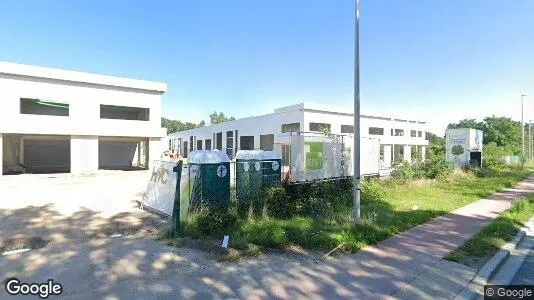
511 247 534 285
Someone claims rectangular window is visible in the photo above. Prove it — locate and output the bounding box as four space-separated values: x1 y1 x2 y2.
410 130 417 137
20 98 69 116
226 131 234 159
309 122 331 132
216 132 223 150
205 139 212 150
197 140 202 150
380 145 385 160
341 125 354 134
418 131 423 137
260 134 274 151
281 123 300 133
100 104 149 121
392 129 404 136
240 136 254 150
183 141 188 158
368 127 384 135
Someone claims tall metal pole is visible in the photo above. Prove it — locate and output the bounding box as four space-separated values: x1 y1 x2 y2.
353 0 361 224
529 120 532 161
521 95 526 168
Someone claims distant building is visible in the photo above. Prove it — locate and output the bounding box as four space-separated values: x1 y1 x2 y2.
0 62 167 176
168 103 429 169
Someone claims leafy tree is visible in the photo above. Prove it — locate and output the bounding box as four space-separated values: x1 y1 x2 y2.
447 119 484 131
209 111 235 125
482 116 521 155
426 132 445 157
447 116 523 156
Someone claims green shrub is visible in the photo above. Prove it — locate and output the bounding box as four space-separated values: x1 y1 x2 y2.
261 186 292 219
483 142 507 172
192 203 239 236
423 154 453 179
391 161 425 181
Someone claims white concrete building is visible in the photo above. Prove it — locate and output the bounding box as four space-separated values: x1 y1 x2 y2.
168 103 429 168
0 62 167 176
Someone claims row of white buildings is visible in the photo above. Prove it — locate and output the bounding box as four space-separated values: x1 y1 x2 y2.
1 61 429 177
168 103 429 170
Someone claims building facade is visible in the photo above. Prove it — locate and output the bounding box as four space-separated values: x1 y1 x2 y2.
0 62 167 176
168 103 429 168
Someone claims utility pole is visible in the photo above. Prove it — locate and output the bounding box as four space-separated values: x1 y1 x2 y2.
353 0 361 224
521 94 526 169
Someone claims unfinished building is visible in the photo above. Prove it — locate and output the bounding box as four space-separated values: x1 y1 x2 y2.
0 61 167 175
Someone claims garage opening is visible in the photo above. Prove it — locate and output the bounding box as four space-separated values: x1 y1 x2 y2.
2 134 71 174
98 137 148 170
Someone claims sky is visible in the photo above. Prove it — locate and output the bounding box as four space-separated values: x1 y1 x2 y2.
0 0 533 135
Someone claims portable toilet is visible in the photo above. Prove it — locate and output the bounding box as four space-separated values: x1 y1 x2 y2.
187 150 231 206
235 150 263 202
259 150 282 188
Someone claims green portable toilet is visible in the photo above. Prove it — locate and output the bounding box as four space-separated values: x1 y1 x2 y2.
235 150 263 202
187 150 231 206
259 151 282 188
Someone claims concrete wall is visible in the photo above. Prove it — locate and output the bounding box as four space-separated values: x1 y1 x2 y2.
71 136 98 173
0 74 166 138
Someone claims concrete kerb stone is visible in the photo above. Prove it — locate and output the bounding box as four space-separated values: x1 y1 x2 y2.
455 217 534 300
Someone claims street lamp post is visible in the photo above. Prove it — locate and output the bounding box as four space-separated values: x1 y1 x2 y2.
529 120 533 161
521 94 527 168
353 0 361 224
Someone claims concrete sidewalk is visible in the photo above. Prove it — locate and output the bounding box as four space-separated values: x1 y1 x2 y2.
275 175 534 299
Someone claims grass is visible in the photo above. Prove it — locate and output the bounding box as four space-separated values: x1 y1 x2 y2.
177 167 533 254
444 196 534 268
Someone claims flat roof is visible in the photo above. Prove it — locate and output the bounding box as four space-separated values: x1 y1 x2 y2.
0 61 167 93
276 102 427 124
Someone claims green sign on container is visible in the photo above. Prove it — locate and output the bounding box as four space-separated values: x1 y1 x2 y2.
305 141 324 170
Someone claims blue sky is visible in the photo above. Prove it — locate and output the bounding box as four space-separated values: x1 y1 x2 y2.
0 0 533 134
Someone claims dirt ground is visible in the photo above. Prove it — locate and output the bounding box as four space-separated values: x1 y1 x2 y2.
0 171 330 299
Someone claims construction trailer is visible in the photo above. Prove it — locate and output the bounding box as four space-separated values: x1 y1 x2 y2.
445 128 483 168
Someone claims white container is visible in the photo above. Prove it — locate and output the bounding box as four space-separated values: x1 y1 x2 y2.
445 128 483 167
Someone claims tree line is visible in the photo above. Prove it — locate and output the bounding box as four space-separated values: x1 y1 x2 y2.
426 116 526 158
161 111 235 134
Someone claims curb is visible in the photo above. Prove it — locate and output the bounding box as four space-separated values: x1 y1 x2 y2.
456 217 534 300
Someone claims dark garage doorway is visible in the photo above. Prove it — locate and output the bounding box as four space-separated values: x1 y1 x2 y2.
22 136 71 173
98 137 148 170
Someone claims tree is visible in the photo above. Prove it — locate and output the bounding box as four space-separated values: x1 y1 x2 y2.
447 116 522 156
482 116 521 155
447 119 484 131
426 132 445 157
209 111 235 125
161 118 202 134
